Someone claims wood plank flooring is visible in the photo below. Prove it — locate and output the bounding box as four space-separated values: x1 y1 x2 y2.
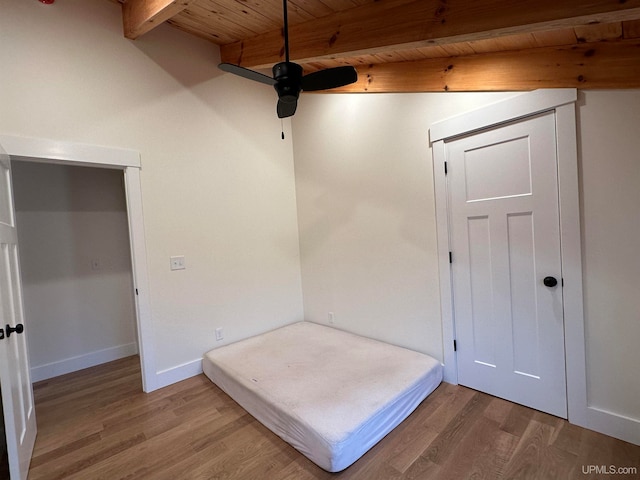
29 356 639 480
1 386 8 479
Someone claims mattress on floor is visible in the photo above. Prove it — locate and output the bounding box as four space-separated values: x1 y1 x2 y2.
202 321 443 472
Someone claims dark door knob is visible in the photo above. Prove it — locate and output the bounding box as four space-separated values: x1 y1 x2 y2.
543 276 558 287
6 323 24 338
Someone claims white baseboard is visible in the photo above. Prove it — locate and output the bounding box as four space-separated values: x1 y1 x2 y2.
31 343 139 382
587 406 640 446
153 359 203 390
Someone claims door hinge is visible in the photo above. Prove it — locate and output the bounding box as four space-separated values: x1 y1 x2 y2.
561 278 564 287
453 339 457 351
444 161 448 175
449 251 453 263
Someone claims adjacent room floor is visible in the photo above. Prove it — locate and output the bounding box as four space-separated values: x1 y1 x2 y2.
28 356 639 479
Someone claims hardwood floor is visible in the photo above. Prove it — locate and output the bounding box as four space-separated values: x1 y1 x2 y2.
1 387 9 480
29 356 639 480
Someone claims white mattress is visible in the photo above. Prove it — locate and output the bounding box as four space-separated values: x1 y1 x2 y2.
202 321 442 472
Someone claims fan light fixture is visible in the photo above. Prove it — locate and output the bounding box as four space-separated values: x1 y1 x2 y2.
219 0 357 118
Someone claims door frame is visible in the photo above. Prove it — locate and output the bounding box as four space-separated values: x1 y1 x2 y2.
0 134 157 392
429 89 588 427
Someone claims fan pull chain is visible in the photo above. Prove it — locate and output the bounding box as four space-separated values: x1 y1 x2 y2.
281 119 285 139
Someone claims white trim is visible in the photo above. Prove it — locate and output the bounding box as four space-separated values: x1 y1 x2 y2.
430 89 588 430
30 343 138 383
154 359 203 390
586 406 640 446
124 167 157 392
432 140 457 383
0 135 140 168
0 134 157 392
554 103 588 429
429 89 577 143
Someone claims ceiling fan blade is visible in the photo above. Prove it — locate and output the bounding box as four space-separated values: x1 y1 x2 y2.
301 66 358 91
219 63 276 86
277 98 298 118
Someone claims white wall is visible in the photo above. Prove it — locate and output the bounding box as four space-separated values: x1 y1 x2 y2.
291 92 514 360
292 91 640 439
0 0 303 376
12 162 137 381
576 91 640 421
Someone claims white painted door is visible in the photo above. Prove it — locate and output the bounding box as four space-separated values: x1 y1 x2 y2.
448 111 567 418
0 144 36 480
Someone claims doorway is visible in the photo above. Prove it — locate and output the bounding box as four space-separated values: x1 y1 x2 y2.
0 135 156 478
11 162 138 382
430 89 587 425
0 134 156 394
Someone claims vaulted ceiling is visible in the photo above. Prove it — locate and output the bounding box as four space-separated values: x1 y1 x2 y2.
116 0 640 92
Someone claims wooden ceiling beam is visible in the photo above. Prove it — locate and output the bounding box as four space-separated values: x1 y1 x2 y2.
220 0 640 68
324 39 640 93
123 0 195 40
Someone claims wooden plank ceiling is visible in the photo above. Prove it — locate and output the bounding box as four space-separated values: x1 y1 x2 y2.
116 0 640 91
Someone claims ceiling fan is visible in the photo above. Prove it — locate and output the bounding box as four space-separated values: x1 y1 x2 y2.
218 0 358 119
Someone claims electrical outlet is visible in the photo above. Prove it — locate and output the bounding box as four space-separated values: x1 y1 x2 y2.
328 312 335 324
215 327 224 341
170 255 186 271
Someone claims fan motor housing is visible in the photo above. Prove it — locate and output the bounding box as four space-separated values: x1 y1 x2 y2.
273 62 303 103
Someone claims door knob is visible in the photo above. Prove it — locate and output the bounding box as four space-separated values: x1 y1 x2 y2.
6 323 24 338
543 276 558 287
